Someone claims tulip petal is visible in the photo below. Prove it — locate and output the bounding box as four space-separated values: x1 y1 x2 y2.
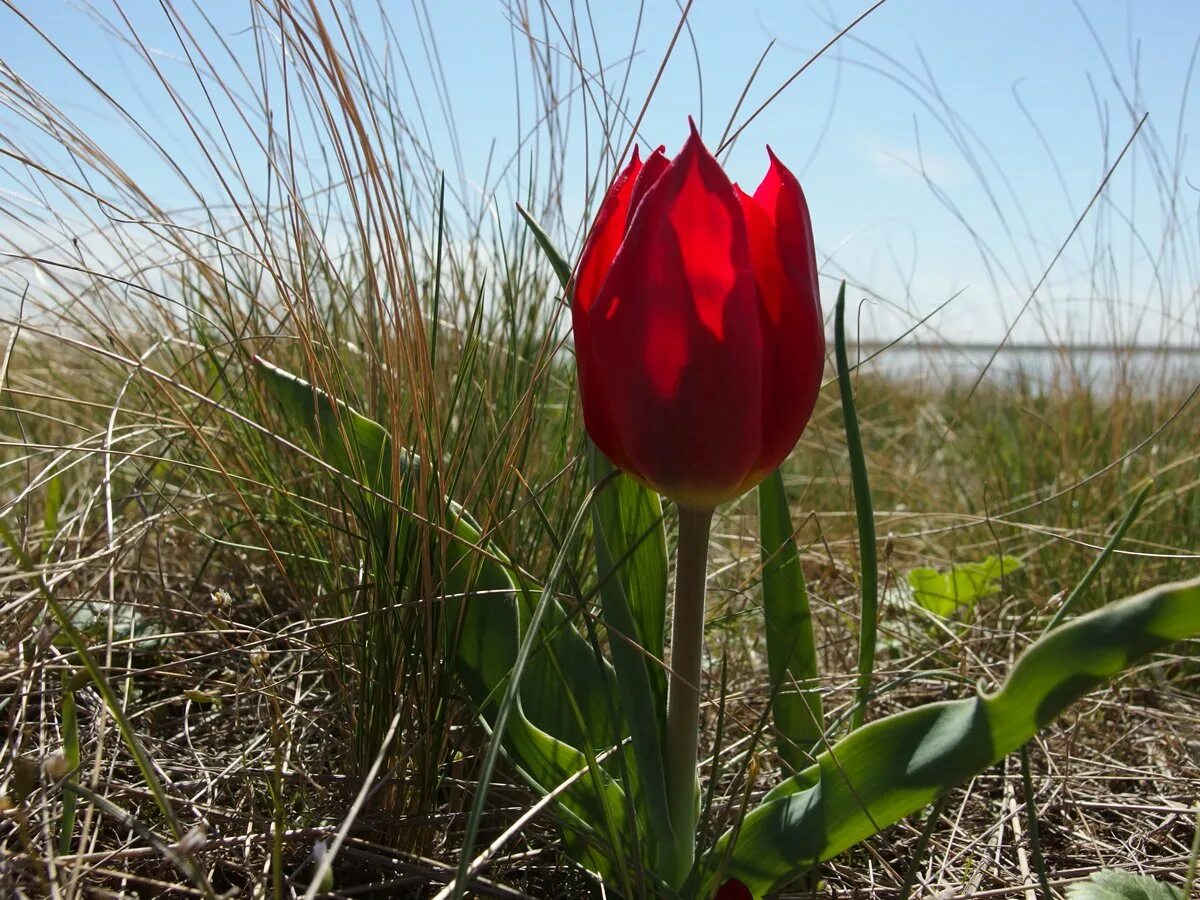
572 150 646 471
737 150 825 482
587 126 763 507
625 145 670 226
574 148 644 314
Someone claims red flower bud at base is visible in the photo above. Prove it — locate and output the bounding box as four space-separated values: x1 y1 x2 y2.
715 878 753 900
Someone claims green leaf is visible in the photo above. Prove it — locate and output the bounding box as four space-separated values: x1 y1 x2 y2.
44 474 63 547
589 447 674 871
517 204 574 290
443 512 620 753
758 469 823 770
58 674 80 854
591 450 668 696
254 356 391 496
907 555 1022 619
698 576 1200 897
444 510 633 876
835 282 879 730
1065 870 1183 900
1047 480 1152 632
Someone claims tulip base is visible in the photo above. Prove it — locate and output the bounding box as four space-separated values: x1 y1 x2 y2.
663 505 714 889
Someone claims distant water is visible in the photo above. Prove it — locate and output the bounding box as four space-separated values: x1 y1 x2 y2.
851 342 1200 394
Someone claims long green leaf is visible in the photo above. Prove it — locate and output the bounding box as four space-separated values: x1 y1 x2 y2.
590 448 675 871
592 450 668 670
1046 479 1152 632
254 356 391 496
699 576 1200 897
58 672 81 853
758 468 823 770
834 282 879 730
443 505 633 887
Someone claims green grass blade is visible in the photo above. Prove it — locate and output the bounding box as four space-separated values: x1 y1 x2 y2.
758 468 824 770
1045 479 1153 633
0 525 216 898
58 673 80 854
699 576 1200 897
43 474 62 551
0 526 180 839
834 281 879 731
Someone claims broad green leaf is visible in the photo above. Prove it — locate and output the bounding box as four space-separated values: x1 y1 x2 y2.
592 451 668 670
908 555 1022 619
906 567 956 618
590 448 674 871
254 356 391 496
443 510 633 878
975 554 1021 582
758 469 823 770
698 576 1200 897
1065 870 1183 900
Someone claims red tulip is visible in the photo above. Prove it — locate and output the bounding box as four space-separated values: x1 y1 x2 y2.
571 123 824 509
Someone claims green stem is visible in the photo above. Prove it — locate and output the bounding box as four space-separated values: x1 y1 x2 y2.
1020 744 1051 900
1044 479 1152 633
663 505 714 888
1185 806 1200 896
898 794 947 900
835 282 878 731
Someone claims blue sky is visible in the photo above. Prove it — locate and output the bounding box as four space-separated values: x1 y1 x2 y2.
2 1 1198 345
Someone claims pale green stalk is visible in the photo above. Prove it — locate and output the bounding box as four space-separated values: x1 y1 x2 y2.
663 505 714 887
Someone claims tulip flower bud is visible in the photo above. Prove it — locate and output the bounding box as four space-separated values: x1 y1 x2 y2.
571 122 824 509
